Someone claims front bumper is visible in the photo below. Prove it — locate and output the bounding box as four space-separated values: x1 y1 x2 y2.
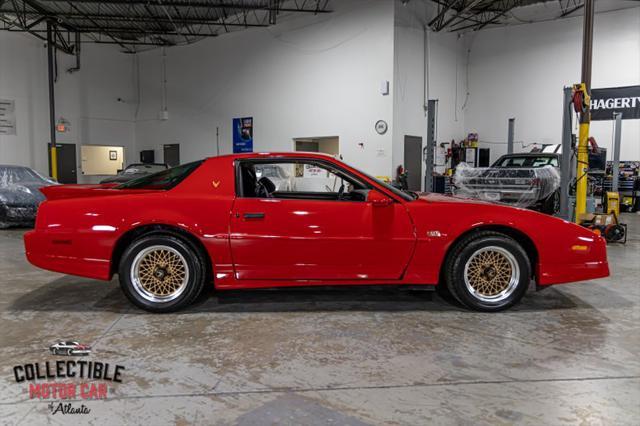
538 260 610 285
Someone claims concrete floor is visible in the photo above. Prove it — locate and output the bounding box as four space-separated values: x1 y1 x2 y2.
0 215 639 425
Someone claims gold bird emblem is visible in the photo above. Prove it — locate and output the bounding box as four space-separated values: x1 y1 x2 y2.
212 180 221 188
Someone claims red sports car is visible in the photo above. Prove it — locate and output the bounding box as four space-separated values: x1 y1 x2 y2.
24 152 609 312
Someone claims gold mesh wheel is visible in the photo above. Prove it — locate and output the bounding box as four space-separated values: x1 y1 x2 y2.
463 246 520 303
131 245 190 303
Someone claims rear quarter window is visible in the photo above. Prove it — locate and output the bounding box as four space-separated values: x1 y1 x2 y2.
116 160 203 190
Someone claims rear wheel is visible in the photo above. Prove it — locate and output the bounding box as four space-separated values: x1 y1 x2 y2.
119 234 207 312
444 231 531 312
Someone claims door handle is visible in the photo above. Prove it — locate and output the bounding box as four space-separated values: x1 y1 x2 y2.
243 212 265 219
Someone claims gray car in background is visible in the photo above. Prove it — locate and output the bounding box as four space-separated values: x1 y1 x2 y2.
0 165 57 228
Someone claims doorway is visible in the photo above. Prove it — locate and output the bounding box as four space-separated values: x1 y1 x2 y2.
293 137 339 156
48 143 77 183
163 144 180 167
403 136 422 191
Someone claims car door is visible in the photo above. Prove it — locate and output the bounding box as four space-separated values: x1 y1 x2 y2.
229 159 416 281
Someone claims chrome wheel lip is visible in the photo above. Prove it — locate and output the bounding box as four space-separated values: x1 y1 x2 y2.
130 245 190 303
463 245 520 303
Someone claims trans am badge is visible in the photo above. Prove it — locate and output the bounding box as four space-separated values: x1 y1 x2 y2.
49 341 92 356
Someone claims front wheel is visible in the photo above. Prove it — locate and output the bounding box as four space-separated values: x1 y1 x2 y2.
119 234 207 313
444 232 531 312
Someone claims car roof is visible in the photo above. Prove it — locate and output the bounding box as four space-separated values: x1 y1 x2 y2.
206 152 336 161
497 153 558 158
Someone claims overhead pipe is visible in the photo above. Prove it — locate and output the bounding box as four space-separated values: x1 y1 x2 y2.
67 32 81 73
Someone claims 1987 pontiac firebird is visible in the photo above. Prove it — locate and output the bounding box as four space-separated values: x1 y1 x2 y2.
24 152 609 313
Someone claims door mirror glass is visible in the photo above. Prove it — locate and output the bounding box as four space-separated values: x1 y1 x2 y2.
367 190 393 207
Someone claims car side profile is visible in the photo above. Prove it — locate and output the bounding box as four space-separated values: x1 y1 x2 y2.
24 153 609 313
49 341 91 356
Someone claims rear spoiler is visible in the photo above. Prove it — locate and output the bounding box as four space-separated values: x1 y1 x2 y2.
39 184 155 201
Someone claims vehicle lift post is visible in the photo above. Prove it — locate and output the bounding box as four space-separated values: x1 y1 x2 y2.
611 112 622 192
574 0 594 223
47 21 58 181
507 118 515 155
424 99 437 193
560 87 573 220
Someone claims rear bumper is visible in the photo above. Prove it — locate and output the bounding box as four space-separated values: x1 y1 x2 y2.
537 260 610 285
24 230 111 280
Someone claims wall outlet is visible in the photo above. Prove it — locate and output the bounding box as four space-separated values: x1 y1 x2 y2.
380 80 389 96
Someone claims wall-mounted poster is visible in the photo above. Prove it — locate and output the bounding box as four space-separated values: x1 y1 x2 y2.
233 117 253 153
0 99 16 135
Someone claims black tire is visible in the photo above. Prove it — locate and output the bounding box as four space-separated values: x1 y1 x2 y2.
118 234 207 313
444 231 531 312
541 190 560 215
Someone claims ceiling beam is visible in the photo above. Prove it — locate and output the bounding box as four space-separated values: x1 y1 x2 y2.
35 0 331 13
0 10 271 27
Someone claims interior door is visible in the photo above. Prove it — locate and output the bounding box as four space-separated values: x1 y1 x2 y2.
48 143 77 183
163 144 180 167
229 160 416 281
404 136 422 191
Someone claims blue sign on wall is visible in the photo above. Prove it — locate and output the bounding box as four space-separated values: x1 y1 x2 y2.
232 117 253 153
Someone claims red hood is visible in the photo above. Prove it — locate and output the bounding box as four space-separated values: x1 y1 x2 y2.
40 184 159 201
416 192 493 205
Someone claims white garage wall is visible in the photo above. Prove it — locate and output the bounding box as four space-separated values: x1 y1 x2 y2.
0 31 136 181
393 0 468 188
3 3 637 183
465 7 640 162
134 0 395 178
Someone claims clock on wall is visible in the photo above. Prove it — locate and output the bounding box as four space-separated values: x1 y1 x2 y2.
375 120 388 135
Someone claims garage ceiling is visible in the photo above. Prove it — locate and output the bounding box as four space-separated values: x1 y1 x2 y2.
0 0 332 53
428 0 640 32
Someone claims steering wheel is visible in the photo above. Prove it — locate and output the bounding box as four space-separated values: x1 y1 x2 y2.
255 178 275 198
255 181 267 198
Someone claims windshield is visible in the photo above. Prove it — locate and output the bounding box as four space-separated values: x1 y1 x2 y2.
493 156 558 168
116 161 203 190
348 167 415 201
0 166 54 186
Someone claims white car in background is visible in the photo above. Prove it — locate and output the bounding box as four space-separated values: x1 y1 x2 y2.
49 341 92 356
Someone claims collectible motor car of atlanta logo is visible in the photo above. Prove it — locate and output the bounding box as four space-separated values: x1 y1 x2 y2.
10 341 126 415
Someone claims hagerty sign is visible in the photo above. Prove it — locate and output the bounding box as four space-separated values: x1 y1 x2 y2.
590 85 640 121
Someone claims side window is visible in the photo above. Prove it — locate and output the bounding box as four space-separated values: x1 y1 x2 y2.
240 160 369 201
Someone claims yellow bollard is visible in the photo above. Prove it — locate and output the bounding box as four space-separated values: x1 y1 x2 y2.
50 146 58 181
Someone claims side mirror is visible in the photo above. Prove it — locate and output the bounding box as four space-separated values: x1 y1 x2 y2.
367 190 393 207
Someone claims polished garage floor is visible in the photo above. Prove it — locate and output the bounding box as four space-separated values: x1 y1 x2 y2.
0 215 638 425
